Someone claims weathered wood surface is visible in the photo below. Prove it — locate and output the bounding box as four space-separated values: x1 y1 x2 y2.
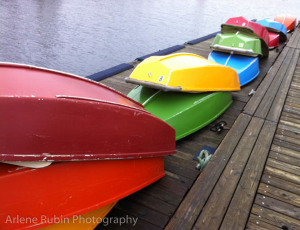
98 28 299 229
287 28 300 49
165 113 252 230
191 119 276 230
246 37 300 230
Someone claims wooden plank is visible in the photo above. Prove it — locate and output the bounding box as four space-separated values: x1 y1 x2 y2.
275 134 300 147
99 207 161 230
276 128 300 141
293 29 300 48
163 170 194 188
272 138 300 154
251 204 300 229
286 101 300 110
288 88 300 98
287 30 297 48
232 92 249 103
287 95 300 105
255 194 300 219
261 174 300 196
247 215 282 230
264 166 300 185
291 83 300 92
281 112 300 124
127 192 176 217
267 49 300 122
297 33 300 49
138 183 183 207
176 129 226 154
271 144 300 160
280 114 300 126
219 120 277 230
291 29 300 48
277 126 300 141
165 114 252 230
254 49 295 119
243 47 289 115
269 150 300 167
164 155 200 180
258 183 300 207
116 198 169 228
279 119 300 131
283 104 300 116
193 117 265 230
267 157 300 176
287 29 300 48
152 174 189 197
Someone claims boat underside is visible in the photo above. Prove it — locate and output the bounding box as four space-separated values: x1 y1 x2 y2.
128 86 233 140
208 51 260 86
0 157 164 230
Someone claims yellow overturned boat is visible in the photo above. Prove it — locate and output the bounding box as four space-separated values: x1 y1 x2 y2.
125 53 240 92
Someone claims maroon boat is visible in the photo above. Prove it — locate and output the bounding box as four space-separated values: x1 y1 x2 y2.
221 16 269 57
0 63 176 162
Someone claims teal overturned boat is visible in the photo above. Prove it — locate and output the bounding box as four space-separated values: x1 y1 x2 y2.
128 86 232 140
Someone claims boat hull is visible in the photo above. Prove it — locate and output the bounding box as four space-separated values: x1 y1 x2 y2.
274 15 297 32
221 24 269 57
0 157 164 230
256 18 287 41
125 53 240 92
224 16 270 47
211 33 263 57
0 63 176 161
268 32 279 49
42 202 117 230
127 86 232 140
208 51 260 86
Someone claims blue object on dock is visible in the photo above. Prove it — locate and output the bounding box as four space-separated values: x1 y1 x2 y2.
208 51 260 86
186 31 220 45
135 45 185 61
256 18 287 35
86 63 134 81
193 145 216 161
256 18 287 41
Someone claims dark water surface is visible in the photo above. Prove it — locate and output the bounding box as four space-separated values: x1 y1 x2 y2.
1 0 300 76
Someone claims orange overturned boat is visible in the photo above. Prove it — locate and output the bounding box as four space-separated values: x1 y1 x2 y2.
0 158 165 230
125 53 240 92
0 63 175 162
274 14 297 32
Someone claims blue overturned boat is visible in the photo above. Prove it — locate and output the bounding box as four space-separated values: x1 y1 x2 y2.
208 51 260 86
256 18 287 41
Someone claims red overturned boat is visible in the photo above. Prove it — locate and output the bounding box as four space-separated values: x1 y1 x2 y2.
0 63 175 162
268 32 279 49
0 62 176 229
222 16 269 57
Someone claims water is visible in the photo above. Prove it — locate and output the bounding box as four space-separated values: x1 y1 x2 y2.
1 0 300 77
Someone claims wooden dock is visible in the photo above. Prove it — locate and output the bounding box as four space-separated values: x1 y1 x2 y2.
96 27 300 230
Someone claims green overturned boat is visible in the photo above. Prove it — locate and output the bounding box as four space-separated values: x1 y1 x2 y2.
128 86 232 140
211 32 263 57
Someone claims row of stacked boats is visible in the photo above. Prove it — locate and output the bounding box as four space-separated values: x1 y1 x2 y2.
126 15 296 139
0 14 297 230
